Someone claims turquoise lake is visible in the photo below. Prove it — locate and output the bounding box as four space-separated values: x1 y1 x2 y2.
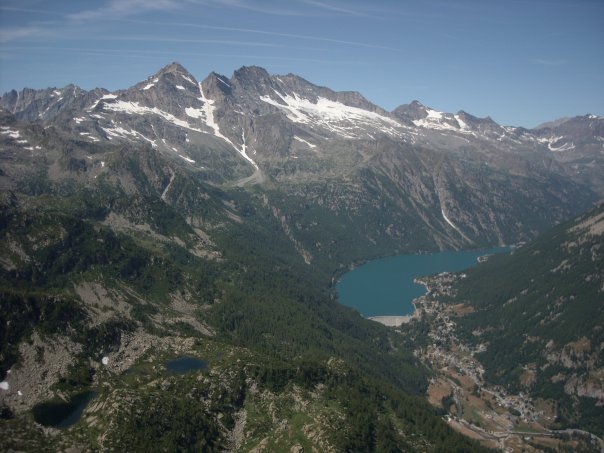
336 247 509 317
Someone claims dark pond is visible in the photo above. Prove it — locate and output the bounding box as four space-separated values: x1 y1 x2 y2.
165 356 207 374
32 391 97 429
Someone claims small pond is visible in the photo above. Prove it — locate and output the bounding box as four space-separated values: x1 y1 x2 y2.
165 356 207 374
32 390 97 429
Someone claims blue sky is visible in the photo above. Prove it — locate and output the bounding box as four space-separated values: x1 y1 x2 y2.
0 0 602 127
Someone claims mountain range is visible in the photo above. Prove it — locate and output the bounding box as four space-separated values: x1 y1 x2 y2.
1 62 602 259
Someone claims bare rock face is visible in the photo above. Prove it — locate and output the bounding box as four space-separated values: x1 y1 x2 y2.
0 333 82 414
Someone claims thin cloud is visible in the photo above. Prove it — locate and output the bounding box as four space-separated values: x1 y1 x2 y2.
0 6 65 17
2 1 397 51
2 45 366 65
529 58 567 66
189 0 310 16
69 0 182 21
300 0 381 18
186 0 386 19
99 36 289 48
93 36 328 52
0 26 47 43
115 18 398 51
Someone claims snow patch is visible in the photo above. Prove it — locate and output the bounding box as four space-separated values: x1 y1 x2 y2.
441 208 468 241
239 130 258 169
88 94 116 111
179 155 195 163
102 100 202 133
293 135 316 149
103 125 137 139
198 83 258 169
547 136 575 152
185 107 205 119
454 114 468 130
0 127 21 139
426 109 443 120
413 108 461 132
175 85 185 90
0 381 8 391
181 74 196 85
101 125 157 147
52 90 62 96
413 118 456 131
101 356 109 365
142 77 159 90
168 148 196 165
260 91 404 139
216 76 231 88
549 141 575 152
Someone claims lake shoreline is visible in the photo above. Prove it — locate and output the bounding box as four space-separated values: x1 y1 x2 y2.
338 247 510 322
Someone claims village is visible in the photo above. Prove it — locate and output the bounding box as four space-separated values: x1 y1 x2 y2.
408 272 601 452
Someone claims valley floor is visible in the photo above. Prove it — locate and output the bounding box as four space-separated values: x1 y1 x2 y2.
407 273 604 453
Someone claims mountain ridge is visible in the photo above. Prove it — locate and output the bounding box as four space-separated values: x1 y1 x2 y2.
1 61 602 254
4 61 600 130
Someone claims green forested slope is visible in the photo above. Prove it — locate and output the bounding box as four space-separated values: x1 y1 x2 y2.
451 204 604 434
0 128 485 451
